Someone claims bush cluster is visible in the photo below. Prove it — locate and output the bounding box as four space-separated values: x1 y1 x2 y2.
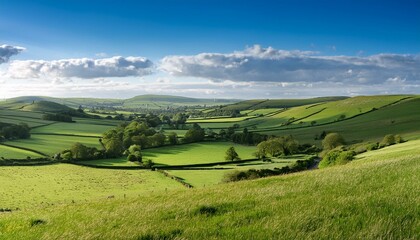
319 150 355 168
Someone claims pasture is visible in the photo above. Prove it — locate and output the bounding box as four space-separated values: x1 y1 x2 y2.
0 144 44 159
0 139 417 239
143 142 256 166
0 164 184 209
6 135 102 156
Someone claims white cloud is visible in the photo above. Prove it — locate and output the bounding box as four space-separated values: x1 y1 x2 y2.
160 45 420 85
6 56 154 79
0 45 25 64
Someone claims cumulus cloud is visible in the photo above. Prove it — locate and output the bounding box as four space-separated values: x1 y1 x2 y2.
160 45 420 84
7 56 154 79
0 45 25 64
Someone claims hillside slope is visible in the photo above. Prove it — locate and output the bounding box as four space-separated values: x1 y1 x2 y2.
0 140 418 239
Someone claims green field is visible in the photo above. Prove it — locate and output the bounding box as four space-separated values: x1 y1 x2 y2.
166 158 298 187
31 122 114 137
143 142 256 166
0 144 44 159
6 135 102 156
0 164 184 209
0 139 417 239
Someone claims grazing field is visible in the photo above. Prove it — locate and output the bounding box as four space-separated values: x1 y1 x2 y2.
31 122 114 137
78 157 139 167
143 142 256 166
166 157 299 187
187 115 257 123
6 135 102 156
0 139 417 239
0 164 184 209
0 144 44 159
261 97 420 144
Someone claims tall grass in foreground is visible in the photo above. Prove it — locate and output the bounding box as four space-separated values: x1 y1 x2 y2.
0 140 419 239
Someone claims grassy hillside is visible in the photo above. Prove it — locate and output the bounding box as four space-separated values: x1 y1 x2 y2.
0 164 184 209
261 96 420 144
143 142 256 166
220 96 348 111
21 101 74 113
0 95 239 110
0 139 418 239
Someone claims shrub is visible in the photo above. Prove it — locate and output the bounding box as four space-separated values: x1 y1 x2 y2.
143 159 154 168
127 154 137 162
322 133 345 151
225 147 240 161
319 150 355 168
380 134 395 147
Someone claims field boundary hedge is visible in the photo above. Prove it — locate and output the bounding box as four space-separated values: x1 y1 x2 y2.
156 169 194 188
0 142 49 157
68 161 146 170
153 158 259 170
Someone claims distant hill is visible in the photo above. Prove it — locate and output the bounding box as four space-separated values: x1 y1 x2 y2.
220 96 349 111
21 101 75 113
1 95 241 109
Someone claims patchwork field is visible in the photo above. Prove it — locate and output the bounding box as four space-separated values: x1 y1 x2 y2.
0 139 417 239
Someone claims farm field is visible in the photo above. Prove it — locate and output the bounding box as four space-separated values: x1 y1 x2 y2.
143 142 256 166
0 164 184 209
0 144 44 159
6 135 102 156
0 139 417 239
31 122 114 137
77 157 140 167
166 158 300 187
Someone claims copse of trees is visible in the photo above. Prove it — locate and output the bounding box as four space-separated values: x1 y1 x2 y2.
231 128 268 145
255 135 299 159
0 123 31 140
42 113 73 122
183 123 205 143
100 120 188 159
59 142 104 161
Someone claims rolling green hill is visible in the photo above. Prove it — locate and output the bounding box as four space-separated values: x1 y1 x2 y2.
0 95 240 110
219 96 348 111
21 101 74 113
0 139 418 239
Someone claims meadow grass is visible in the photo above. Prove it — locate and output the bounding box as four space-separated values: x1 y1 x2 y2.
31 122 115 137
0 144 44 159
143 142 256 166
167 158 296 187
0 139 417 239
6 135 102 156
0 164 184 209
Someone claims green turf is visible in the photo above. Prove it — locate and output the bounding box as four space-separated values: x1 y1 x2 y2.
31 122 115 137
0 144 44 159
258 97 420 145
0 139 417 239
143 142 256 166
0 164 184 209
6 135 102 156
166 158 299 187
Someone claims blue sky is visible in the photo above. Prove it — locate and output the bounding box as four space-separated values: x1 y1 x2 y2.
0 0 419 99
